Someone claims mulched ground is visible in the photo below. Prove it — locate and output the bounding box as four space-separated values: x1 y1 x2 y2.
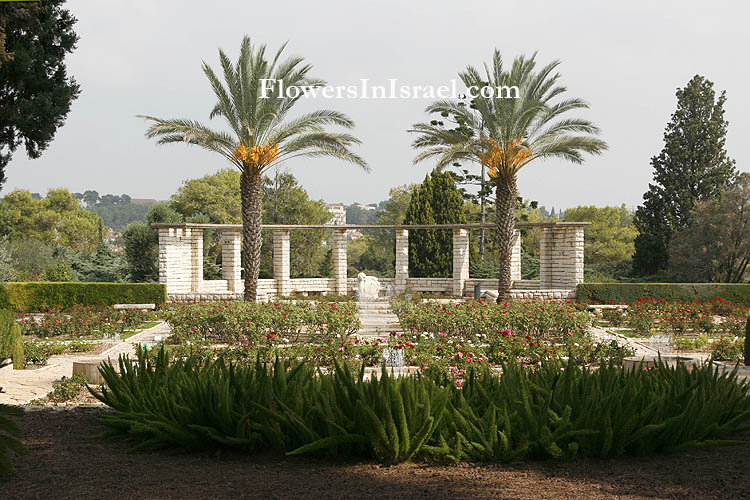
2 408 749 500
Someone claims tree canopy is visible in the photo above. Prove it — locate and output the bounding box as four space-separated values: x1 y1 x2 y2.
0 0 80 189
0 188 102 254
632 75 737 276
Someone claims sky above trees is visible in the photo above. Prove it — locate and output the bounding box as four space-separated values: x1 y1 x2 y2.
4 0 749 208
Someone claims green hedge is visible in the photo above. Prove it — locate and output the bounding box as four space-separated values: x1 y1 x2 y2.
578 283 750 305
0 282 166 312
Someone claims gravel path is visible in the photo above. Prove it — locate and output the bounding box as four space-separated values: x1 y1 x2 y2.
0 322 170 405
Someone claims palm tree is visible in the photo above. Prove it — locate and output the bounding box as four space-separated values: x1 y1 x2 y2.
411 51 606 301
140 37 368 300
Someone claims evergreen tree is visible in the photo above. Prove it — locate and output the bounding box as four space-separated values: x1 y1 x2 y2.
404 175 438 277
431 170 466 275
632 75 738 276
0 0 80 189
404 170 465 278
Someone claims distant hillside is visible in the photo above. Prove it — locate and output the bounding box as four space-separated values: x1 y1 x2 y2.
76 191 157 231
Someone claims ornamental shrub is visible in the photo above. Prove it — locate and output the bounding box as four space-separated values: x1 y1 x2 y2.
0 309 24 369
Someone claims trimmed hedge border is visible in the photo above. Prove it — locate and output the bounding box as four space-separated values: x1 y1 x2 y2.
0 282 166 312
578 283 750 305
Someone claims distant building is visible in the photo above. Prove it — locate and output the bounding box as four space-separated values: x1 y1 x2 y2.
325 203 346 225
347 229 363 241
352 202 377 211
105 229 122 242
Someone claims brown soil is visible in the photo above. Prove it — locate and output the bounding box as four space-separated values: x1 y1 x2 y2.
2 408 749 500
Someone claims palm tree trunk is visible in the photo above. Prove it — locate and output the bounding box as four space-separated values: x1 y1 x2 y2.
495 176 517 302
241 168 264 301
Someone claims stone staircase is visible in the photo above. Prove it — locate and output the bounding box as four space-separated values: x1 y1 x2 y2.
356 299 401 339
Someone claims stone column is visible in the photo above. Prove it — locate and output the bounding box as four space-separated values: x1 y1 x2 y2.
273 229 290 297
189 228 203 293
510 229 522 281
332 229 348 295
394 229 409 294
540 225 585 288
158 227 192 295
452 228 470 297
221 229 242 292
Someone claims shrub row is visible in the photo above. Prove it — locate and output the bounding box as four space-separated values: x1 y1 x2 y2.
578 283 750 305
0 310 24 369
91 348 750 464
391 299 593 340
19 305 154 338
0 282 166 312
163 301 361 345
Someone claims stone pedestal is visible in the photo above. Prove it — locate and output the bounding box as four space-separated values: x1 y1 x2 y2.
394 229 409 294
540 226 584 288
452 228 470 297
273 229 290 297
332 229 348 295
221 229 242 292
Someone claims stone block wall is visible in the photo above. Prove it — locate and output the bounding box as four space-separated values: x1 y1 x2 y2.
540 226 584 288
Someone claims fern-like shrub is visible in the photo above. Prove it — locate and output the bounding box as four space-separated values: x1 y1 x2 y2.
91 347 750 464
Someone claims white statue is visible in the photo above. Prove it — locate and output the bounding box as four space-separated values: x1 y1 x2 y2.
356 272 380 301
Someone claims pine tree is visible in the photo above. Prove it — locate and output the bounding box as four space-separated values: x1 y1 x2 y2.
632 75 737 276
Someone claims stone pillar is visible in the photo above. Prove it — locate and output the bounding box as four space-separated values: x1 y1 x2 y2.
540 225 584 288
273 229 290 297
452 228 470 297
394 229 409 294
332 229 348 295
158 227 191 295
189 228 204 293
221 229 242 292
510 229 522 281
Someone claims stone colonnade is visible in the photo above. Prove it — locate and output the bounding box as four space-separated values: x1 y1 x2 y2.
155 223 588 299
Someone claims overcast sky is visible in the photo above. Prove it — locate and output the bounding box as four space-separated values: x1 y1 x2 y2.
5 0 749 210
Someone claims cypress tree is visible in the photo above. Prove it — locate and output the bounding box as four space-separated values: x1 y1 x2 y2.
404 175 438 277
404 171 466 278
632 75 737 276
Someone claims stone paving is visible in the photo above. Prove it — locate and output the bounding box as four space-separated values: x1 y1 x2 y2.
0 322 170 405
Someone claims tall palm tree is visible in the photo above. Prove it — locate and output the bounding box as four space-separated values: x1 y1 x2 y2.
411 51 606 301
140 37 368 300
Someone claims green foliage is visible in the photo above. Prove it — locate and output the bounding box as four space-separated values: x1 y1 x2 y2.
0 404 25 476
404 171 465 278
3 282 165 312
86 196 154 232
0 309 24 369
31 373 90 404
0 189 103 255
668 173 750 283
122 222 158 282
744 316 750 366
577 283 750 306
41 262 72 282
711 337 744 362
163 300 361 347
633 75 738 276
171 168 241 224
92 349 750 464
0 0 80 188
564 205 637 267
261 172 331 278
